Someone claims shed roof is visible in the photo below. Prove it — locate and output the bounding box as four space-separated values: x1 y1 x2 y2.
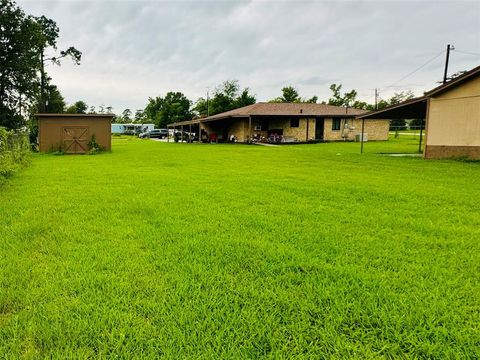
36 113 115 118
356 96 428 120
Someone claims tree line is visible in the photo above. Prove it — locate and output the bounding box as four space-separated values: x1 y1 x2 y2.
1 0 82 134
1 0 419 134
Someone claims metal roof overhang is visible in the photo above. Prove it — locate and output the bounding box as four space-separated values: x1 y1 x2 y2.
356 97 428 119
167 119 201 127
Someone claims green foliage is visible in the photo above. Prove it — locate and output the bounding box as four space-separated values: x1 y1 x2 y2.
194 80 256 117
145 92 192 127
376 91 416 131
0 127 29 181
0 137 478 357
87 134 103 154
66 101 88 114
0 1 81 127
134 109 146 123
409 118 425 130
377 90 415 110
272 85 302 103
0 0 41 129
270 86 317 104
327 83 358 107
44 84 65 113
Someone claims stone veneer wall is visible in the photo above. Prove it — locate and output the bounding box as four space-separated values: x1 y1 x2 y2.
199 117 389 142
228 118 247 142
268 118 316 141
323 118 389 141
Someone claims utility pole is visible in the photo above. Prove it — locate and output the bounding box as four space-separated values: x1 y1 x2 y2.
374 88 378 110
40 48 46 113
443 44 454 84
206 87 210 117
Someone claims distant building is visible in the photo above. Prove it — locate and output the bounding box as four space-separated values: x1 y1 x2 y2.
111 123 155 135
168 103 389 143
358 64 480 159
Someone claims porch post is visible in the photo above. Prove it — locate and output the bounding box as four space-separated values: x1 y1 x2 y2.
360 119 365 154
418 117 424 153
248 116 252 143
306 118 309 142
189 124 192 143
167 125 170 142
181 125 184 142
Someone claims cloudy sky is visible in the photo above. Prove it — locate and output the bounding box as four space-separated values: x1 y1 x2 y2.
19 0 480 114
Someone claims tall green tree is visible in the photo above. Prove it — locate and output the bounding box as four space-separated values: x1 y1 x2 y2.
145 92 192 128
34 15 81 113
271 86 301 103
270 86 318 103
66 100 88 114
121 108 132 123
193 80 255 117
0 0 41 129
44 84 65 113
327 84 358 107
134 109 147 123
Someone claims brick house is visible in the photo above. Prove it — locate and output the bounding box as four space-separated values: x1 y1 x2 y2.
168 102 389 143
358 64 480 159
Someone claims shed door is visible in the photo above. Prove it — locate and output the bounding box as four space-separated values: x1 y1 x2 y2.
63 127 89 154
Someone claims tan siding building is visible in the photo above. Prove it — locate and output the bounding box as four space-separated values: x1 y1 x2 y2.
37 114 113 153
358 64 480 159
424 72 480 159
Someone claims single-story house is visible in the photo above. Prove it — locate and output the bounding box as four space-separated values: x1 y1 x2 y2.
36 113 113 153
168 102 389 143
358 64 480 159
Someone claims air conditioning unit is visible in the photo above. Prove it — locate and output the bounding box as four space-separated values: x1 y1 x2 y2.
355 133 368 142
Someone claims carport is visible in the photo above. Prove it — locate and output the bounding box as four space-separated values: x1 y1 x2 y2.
356 96 428 153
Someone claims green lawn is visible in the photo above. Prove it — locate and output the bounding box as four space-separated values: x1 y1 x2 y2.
0 137 479 358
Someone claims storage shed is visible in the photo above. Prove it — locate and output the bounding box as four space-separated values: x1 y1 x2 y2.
36 114 114 153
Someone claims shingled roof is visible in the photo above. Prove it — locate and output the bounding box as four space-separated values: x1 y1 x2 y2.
201 102 366 122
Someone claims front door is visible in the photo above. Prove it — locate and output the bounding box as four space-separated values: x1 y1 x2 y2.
315 118 324 140
63 127 89 154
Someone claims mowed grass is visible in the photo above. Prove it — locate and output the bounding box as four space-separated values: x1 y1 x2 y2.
0 136 479 358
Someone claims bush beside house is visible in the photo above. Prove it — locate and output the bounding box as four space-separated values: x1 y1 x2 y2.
0 128 30 184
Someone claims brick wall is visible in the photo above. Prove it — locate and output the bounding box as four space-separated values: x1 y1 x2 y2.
229 118 247 142
323 118 388 141
268 118 316 141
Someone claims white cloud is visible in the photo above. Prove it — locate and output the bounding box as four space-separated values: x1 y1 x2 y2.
19 0 480 113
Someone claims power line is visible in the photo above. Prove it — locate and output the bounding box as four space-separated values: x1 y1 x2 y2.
380 50 445 93
455 49 480 56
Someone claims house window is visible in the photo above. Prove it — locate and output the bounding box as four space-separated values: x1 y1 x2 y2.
332 118 341 131
290 118 299 128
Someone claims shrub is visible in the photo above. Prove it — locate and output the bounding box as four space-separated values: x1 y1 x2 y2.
0 127 30 182
87 134 104 155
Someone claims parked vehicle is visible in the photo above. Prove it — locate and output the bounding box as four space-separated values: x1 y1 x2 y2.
139 129 168 139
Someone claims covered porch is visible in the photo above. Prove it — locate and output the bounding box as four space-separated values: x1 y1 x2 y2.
356 96 428 153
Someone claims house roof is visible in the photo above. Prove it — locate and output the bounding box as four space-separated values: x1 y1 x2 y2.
204 102 366 121
356 96 428 119
168 102 366 127
425 64 480 97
